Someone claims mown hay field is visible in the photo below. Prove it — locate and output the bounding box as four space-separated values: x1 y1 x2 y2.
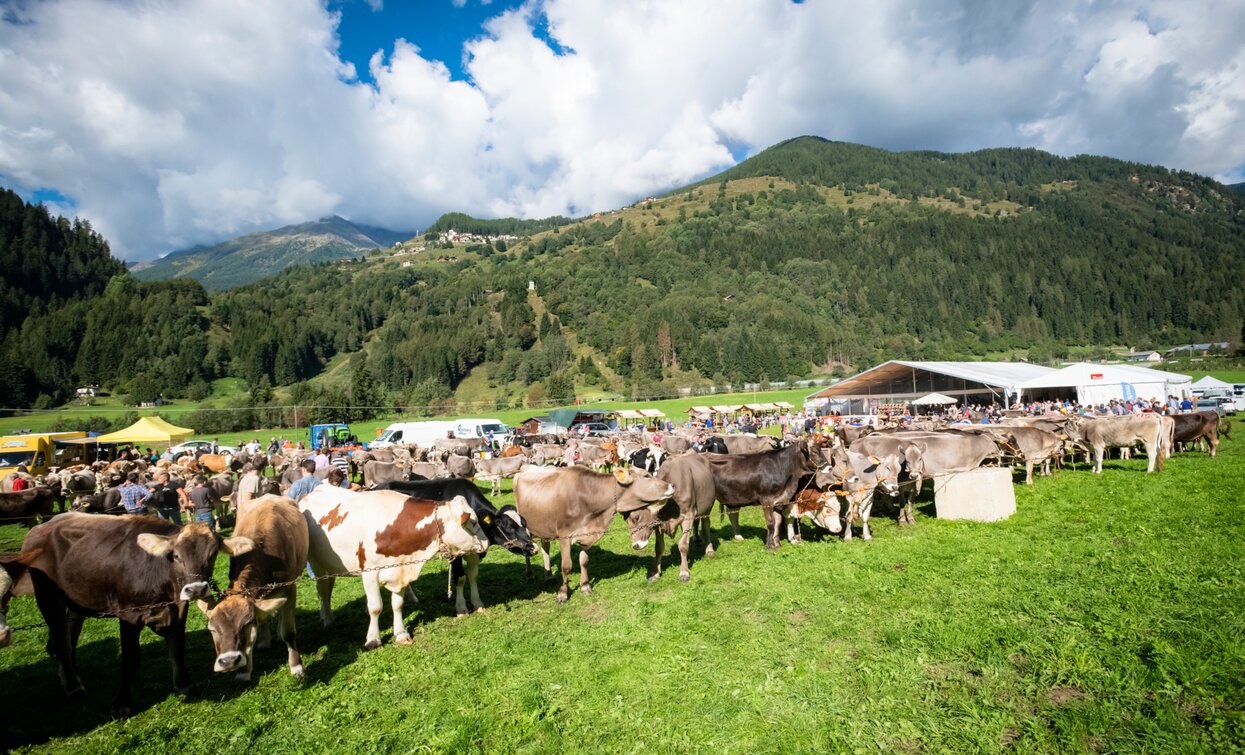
1 437 1243 753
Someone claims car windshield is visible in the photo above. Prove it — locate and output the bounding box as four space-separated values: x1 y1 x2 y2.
0 451 35 466
479 424 507 435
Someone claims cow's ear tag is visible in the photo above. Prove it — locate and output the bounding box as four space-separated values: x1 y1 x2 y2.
483 515 491 525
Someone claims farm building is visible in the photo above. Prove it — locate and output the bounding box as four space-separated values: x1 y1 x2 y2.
804 361 1056 414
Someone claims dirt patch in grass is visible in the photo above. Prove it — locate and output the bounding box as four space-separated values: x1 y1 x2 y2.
1048 687 1086 706
788 610 808 625
999 727 1020 747
1112 537 1133 547
579 602 608 624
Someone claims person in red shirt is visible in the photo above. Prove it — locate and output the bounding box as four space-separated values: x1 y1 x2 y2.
11 465 30 492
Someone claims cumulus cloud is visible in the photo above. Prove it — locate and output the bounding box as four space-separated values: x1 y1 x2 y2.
0 0 1242 260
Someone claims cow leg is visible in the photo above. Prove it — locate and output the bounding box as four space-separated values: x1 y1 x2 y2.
114 620 142 717
316 576 336 628
160 618 193 698
388 582 412 645
763 506 781 551
1146 442 1158 473
677 520 693 582
447 557 463 602
1093 446 1104 474
649 529 664 582
557 539 573 603
280 590 304 678
1210 434 1218 458
455 552 484 615
578 546 592 596
1026 460 1034 488
784 505 802 544
33 577 85 697
539 539 554 582
728 508 743 541
361 572 385 649
840 495 854 541
859 493 875 542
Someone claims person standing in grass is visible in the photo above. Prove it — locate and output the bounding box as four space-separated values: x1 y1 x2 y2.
289 460 321 503
235 463 261 512
118 472 150 515
187 475 217 531
150 471 186 526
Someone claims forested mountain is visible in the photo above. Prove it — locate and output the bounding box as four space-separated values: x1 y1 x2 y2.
4 137 1244 415
133 215 414 290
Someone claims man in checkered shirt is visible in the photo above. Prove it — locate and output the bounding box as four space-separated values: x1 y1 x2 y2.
118 472 150 515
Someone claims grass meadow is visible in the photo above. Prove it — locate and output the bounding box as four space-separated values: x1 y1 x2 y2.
1 435 1243 753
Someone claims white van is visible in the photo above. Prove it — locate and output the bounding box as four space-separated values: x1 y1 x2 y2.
372 421 455 449
453 418 511 440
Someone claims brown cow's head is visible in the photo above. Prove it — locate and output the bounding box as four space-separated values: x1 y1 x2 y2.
196 593 288 680
136 522 253 601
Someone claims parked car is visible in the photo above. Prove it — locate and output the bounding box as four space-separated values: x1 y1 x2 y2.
167 439 217 457
569 422 613 438
1193 398 1229 417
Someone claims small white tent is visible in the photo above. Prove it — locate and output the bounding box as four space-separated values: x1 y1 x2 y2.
1017 363 1191 405
1191 375 1233 393
911 392 958 405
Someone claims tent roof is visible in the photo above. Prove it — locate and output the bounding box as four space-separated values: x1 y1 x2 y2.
615 410 643 419
807 361 1056 400
1192 375 1233 390
774 401 794 409
96 415 194 444
911 392 958 405
638 409 666 417
1017 362 1191 390
688 406 712 414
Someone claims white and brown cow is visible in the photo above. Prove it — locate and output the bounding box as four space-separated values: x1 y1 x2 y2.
1073 414 1171 473
299 486 488 649
197 495 308 682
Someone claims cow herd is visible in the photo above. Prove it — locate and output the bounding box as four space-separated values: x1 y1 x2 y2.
0 409 1230 717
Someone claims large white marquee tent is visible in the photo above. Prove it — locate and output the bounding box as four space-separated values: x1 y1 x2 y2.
1015 363 1192 405
805 361 1057 413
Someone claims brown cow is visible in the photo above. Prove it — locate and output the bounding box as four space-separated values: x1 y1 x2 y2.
619 453 717 583
197 495 308 682
1172 411 1225 457
704 441 820 551
514 466 673 603
363 459 409 487
0 486 56 527
197 453 233 475
18 514 249 716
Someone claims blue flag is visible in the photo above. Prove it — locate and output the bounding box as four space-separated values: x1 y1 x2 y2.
1121 382 1137 402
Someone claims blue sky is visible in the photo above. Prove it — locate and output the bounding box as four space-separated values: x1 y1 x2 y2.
1 0 1242 260
334 0 526 84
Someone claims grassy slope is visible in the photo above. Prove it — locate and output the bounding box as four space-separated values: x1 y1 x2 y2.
1 437 1243 752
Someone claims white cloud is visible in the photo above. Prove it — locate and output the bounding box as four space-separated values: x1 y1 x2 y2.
0 0 1242 260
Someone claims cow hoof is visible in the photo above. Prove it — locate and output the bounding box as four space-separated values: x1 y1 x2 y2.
648 572 661 583
394 634 413 645
363 639 382 651
733 535 744 541
580 585 593 596
176 685 196 701
474 607 486 614
112 704 132 720
679 573 690 583
290 665 305 679
556 593 569 604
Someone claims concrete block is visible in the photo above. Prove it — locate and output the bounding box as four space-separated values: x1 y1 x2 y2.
933 467 1016 522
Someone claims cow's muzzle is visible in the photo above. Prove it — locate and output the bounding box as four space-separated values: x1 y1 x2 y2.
214 651 245 673
632 538 650 551
180 581 211 601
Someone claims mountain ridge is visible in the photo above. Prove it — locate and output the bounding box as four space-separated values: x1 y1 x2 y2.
132 215 415 290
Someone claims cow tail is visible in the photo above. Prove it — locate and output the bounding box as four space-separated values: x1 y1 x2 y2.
1221 419 1232 441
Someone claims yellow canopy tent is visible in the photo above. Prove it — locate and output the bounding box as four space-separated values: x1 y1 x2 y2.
96 416 195 445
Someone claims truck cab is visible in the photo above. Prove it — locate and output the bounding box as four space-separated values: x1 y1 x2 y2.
0 432 88 478
310 423 365 451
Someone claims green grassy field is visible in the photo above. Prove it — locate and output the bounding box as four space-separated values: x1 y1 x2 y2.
1 434 1242 752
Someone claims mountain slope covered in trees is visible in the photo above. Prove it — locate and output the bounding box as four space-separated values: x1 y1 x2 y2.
133 215 415 290
5 136 1243 414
